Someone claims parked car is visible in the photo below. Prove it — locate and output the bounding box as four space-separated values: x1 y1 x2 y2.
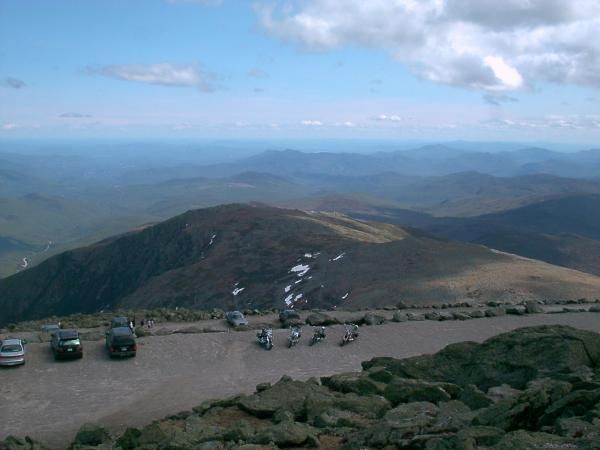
41 324 60 334
51 329 83 360
110 316 130 329
105 327 137 358
0 338 26 366
279 309 300 322
225 310 249 327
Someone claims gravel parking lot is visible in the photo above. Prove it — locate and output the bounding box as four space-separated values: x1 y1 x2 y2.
1 312 599 448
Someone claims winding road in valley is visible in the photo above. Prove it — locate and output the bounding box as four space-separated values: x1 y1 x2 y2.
17 240 52 271
1 311 599 448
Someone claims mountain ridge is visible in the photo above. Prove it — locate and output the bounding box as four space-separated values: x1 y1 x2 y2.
2 203 600 326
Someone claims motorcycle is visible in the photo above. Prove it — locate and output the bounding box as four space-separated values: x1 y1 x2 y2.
257 328 273 350
309 326 326 346
340 323 359 346
287 326 302 348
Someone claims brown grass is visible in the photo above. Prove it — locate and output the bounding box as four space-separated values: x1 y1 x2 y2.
295 211 407 243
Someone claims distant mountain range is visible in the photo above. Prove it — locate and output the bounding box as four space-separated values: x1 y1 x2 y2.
197 146 600 179
300 194 600 276
2 204 600 326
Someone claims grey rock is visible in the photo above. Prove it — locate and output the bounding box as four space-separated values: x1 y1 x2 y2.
487 384 522 403
525 301 544 314
392 311 408 322
383 378 458 405
506 305 527 315
452 311 471 321
362 313 386 326
406 312 425 321
485 308 506 317
305 313 337 326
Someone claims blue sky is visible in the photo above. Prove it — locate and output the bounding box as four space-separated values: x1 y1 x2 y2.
1 0 599 143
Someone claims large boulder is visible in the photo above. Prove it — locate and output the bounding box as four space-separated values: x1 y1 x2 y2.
382 378 458 406
0 436 49 450
362 313 386 326
474 378 572 430
452 311 472 321
392 312 408 322
321 372 383 396
506 305 527 315
468 309 485 319
406 312 425 321
71 423 110 447
525 301 544 314
305 389 390 427
238 377 329 419
305 312 337 326
428 400 475 434
251 421 319 447
485 308 506 317
539 388 600 425
362 325 600 390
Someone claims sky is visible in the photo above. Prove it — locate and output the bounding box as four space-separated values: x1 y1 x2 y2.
1 0 599 143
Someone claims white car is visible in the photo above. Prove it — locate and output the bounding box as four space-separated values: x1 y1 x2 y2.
0 338 26 366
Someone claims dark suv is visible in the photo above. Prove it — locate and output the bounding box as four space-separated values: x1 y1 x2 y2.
110 316 129 329
105 326 137 358
51 329 83 360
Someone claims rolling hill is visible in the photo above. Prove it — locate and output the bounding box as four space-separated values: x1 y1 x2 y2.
289 172 600 217
309 194 600 276
2 204 600 326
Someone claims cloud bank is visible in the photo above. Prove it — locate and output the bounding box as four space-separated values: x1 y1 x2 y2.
89 64 215 91
257 0 600 91
59 112 92 118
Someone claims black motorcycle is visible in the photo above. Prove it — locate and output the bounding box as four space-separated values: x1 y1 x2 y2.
340 323 359 346
257 328 273 350
309 326 326 346
287 325 302 348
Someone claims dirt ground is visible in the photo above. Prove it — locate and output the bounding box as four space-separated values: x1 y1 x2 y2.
1 312 599 448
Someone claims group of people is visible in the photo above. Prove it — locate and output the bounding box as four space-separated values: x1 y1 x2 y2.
127 317 156 331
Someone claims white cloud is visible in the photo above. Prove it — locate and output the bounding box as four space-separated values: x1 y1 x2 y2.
257 0 600 91
483 114 600 130
89 64 215 91
1 123 18 130
58 112 92 118
334 121 356 127
376 114 402 122
301 120 323 126
483 56 523 90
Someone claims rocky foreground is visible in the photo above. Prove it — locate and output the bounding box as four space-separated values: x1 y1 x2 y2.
3 325 600 450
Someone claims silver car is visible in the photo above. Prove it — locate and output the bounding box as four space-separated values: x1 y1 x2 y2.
0 338 26 366
225 310 249 327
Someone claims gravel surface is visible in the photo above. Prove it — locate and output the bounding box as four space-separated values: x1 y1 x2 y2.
1 312 599 448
